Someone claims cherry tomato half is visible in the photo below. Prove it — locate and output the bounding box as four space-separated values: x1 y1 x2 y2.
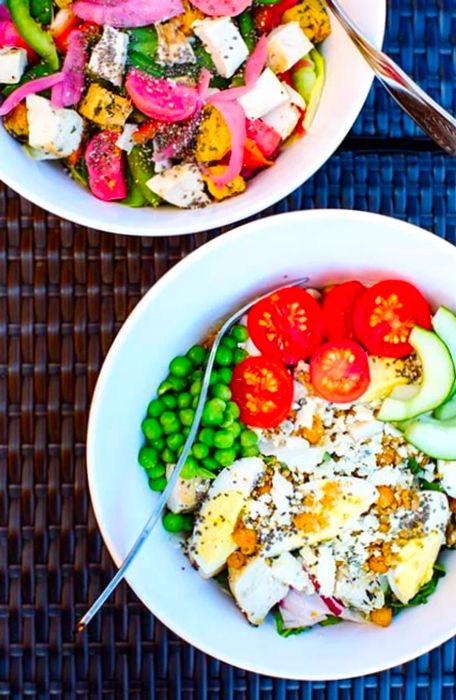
230 356 294 428
353 280 431 358
310 340 370 403
323 280 365 341
247 287 324 365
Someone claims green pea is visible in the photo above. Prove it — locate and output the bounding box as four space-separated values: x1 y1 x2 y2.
234 348 249 365
177 445 185 458
225 401 241 420
138 446 158 469
240 429 258 447
181 514 194 532
202 398 226 426
181 456 198 479
162 421 180 435
215 346 233 367
190 369 204 382
192 396 200 409
162 394 178 410
163 511 184 532
158 379 174 395
190 379 202 396
214 429 235 449
192 442 209 460
187 345 207 366
199 427 215 446
202 456 218 471
179 408 195 427
177 392 192 409
214 447 237 467
211 383 232 401
153 437 166 451
221 336 236 350
230 324 249 343
142 418 163 442
147 399 165 418
228 422 242 438
217 367 233 385
162 447 176 464
167 433 185 452
183 426 191 437
146 464 166 479
168 375 186 392
170 355 193 378
149 476 167 492
209 370 220 386
240 445 260 458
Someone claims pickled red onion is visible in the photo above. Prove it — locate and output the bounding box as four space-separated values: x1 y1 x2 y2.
0 71 64 116
51 31 88 108
210 36 267 103
72 0 184 28
201 99 246 187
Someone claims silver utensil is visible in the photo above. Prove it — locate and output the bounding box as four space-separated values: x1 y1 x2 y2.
76 275 309 633
326 0 456 157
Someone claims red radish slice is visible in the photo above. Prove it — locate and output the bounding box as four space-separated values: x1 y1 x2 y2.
190 0 252 17
72 0 183 28
85 131 127 201
126 69 199 122
0 72 64 116
51 31 88 108
202 99 246 187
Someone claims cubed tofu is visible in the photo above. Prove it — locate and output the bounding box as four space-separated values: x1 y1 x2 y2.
26 95 83 158
192 17 249 78
0 47 27 84
88 26 129 87
156 22 196 64
115 123 137 153
238 68 288 121
146 163 210 208
262 101 301 140
228 556 288 625
267 22 314 74
79 84 133 128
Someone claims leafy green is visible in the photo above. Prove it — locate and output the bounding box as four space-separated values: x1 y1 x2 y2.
386 563 446 612
319 615 343 627
323 451 332 462
419 479 445 493
407 457 423 475
273 609 310 638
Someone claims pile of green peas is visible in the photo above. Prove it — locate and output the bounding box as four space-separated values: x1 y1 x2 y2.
137 324 260 532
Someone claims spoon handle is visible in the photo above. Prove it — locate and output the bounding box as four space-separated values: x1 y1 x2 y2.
326 0 456 157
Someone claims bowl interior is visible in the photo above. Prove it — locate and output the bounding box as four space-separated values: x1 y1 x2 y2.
88 210 456 679
0 0 385 236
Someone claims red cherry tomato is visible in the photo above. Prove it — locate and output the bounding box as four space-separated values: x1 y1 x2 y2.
323 280 365 341
247 286 324 365
230 356 294 428
310 340 370 403
353 280 431 358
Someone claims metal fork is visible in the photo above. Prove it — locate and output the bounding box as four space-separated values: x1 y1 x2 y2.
76 275 309 632
326 0 456 157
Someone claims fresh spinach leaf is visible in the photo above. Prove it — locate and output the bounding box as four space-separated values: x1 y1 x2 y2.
407 457 423 475
386 563 446 612
419 479 445 492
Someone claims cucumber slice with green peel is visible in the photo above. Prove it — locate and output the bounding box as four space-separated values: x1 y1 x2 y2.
378 326 455 422
432 306 456 419
435 393 456 421
405 416 456 460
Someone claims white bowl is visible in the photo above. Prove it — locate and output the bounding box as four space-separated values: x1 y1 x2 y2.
87 210 456 679
0 1 385 236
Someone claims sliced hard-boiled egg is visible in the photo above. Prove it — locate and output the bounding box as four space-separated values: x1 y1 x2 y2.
228 555 288 625
387 531 443 604
188 457 264 578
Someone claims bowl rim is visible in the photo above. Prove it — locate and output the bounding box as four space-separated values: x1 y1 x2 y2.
86 209 456 679
0 2 386 237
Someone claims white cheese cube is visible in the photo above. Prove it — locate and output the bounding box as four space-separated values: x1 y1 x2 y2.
26 95 83 158
89 26 129 87
0 47 27 84
192 17 249 79
146 163 210 208
262 101 300 140
156 23 195 65
238 68 288 120
283 82 306 110
267 22 314 73
115 123 137 153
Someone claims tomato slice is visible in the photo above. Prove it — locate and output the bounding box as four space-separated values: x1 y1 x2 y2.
353 280 431 358
323 280 365 341
247 287 324 365
310 341 370 403
230 356 294 428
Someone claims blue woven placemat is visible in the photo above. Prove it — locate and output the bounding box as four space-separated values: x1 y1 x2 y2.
352 0 456 139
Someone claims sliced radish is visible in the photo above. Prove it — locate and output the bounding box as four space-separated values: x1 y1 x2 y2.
126 69 199 122
190 0 252 17
85 131 127 201
279 590 330 628
72 0 183 28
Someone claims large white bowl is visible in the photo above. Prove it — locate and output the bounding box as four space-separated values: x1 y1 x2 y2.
0 1 385 236
87 210 456 679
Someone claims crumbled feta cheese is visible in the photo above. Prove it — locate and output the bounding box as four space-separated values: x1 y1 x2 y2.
26 95 83 158
270 552 313 592
267 21 314 74
295 398 316 430
0 47 27 84
89 26 129 87
115 123 137 153
347 420 384 442
315 544 336 596
192 17 248 78
271 470 293 513
146 164 210 208
238 68 288 120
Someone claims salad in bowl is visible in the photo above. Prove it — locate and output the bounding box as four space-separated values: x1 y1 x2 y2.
137 277 456 635
0 0 330 208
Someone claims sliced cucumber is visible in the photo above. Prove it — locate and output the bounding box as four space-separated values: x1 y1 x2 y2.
433 306 456 420
378 326 454 422
405 416 456 460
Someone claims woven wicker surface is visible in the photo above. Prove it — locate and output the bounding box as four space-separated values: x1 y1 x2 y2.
1 150 456 698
